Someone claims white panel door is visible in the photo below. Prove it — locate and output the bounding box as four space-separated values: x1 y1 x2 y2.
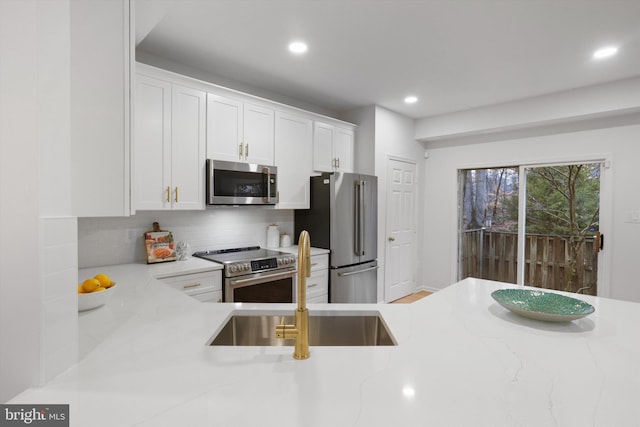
274 111 313 209
134 75 171 210
384 158 417 302
171 84 206 210
243 102 274 165
312 122 335 172
206 93 243 162
334 127 354 172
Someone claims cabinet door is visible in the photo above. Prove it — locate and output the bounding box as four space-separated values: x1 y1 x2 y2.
243 102 274 165
171 85 206 210
70 0 131 216
134 75 171 210
334 127 354 173
274 111 312 209
313 122 335 172
206 93 243 162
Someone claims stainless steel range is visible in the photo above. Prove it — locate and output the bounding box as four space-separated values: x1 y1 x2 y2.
193 247 297 303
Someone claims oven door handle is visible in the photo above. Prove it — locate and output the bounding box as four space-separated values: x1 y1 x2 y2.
229 270 296 288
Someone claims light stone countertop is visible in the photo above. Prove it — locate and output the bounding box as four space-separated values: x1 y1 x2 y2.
9 264 640 427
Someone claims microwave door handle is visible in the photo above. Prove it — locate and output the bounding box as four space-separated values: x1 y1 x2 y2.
263 167 271 203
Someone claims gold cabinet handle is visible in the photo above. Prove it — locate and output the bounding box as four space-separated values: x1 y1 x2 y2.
166 186 171 203
388 237 395 241
308 283 318 288
245 143 249 158
183 283 201 289
239 143 243 159
174 186 178 203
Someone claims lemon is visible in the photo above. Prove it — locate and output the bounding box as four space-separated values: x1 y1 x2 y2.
94 286 106 292
82 278 100 293
77 284 86 294
94 273 112 288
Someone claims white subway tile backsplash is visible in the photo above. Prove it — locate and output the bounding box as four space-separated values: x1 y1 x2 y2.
44 268 77 300
42 216 77 247
42 294 77 356
39 216 78 384
78 209 295 268
43 243 77 275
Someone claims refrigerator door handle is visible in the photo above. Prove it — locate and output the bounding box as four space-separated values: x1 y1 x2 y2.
360 179 365 256
354 180 361 256
338 265 379 277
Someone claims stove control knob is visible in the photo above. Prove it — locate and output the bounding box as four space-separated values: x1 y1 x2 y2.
243 263 251 271
229 264 237 273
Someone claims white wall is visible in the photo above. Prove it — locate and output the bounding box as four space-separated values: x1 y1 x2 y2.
79 209 294 268
342 105 376 176
422 119 640 302
0 0 77 402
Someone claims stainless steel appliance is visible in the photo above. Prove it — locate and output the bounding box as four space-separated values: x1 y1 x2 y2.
206 159 277 205
193 247 296 302
295 172 378 303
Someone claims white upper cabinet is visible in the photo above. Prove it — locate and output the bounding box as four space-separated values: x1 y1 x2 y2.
70 0 131 217
312 122 335 172
205 94 243 162
170 85 206 210
313 121 354 173
133 63 357 211
134 73 206 211
206 93 274 165
134 75 170 211
243 103 275 165
334 127 354 172
274 111 313 209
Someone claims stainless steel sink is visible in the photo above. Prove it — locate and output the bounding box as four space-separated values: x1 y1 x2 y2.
209 311 397 346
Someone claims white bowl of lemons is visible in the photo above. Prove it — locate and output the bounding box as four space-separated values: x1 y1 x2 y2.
78 273 117 312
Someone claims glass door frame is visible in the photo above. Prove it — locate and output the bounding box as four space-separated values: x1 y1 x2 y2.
455 154 613 297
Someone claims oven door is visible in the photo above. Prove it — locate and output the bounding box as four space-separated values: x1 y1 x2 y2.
225 268 295 303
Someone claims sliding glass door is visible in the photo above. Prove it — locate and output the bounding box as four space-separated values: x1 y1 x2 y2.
458 162 602 295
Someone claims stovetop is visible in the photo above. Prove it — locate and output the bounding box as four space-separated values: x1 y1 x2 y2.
193 246 297 277
193 246 289 264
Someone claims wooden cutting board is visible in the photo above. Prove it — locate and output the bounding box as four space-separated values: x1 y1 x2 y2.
144 222 176 264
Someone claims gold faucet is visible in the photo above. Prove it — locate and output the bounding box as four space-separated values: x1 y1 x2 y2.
275 230 311 360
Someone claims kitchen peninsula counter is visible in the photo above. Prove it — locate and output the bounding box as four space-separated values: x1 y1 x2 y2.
9 266 640 427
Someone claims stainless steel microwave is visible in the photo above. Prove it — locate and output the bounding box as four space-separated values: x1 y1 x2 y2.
206 159 277 205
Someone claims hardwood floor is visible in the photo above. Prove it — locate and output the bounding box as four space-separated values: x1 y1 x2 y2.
390 290 432 304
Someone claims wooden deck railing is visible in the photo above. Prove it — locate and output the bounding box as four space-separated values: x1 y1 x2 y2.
460 229 598 295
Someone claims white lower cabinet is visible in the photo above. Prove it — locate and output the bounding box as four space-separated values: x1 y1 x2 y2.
158 270 223 303
295 253 329 303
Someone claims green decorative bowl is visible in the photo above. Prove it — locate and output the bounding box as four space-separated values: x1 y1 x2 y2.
491 288 595 322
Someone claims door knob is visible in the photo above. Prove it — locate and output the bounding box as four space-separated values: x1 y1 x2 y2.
388 237 395 241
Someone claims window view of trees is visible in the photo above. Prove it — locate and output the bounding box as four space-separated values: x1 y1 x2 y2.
459 163 601 295
461 167 519 232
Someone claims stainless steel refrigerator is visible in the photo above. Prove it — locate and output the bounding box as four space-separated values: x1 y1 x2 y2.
295 172 378 303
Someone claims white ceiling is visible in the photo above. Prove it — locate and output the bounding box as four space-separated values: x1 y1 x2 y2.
135 0 640 119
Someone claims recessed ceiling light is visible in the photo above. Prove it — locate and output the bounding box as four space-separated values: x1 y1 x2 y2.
288 41 308 54
404 95 418 104
592 46 618 60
